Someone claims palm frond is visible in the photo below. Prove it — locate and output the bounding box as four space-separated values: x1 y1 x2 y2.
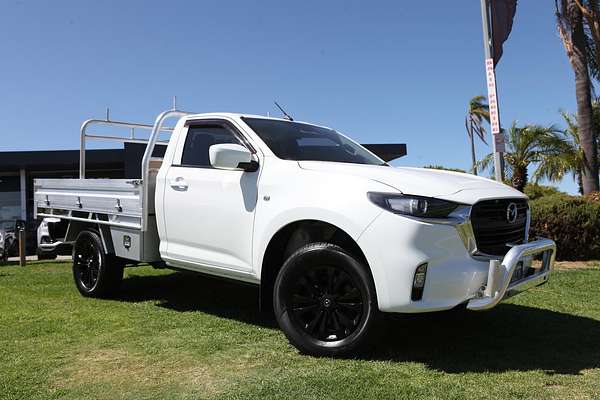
476 153 495 174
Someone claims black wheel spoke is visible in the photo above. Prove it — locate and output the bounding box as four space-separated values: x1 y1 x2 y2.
335 309 356 329
331 311 342 333
74 238 101 291
326 266 336 293
337 287 360 302
292 303 319 315
291 293 316 305
307 310 324 333
332 274 349 293
296 276 312 292
317 311 329 337
80 269 89 286
337 301 362 312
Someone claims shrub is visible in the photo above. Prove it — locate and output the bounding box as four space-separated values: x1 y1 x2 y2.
529 193 600 261
585 191 600 202
524 183 563 200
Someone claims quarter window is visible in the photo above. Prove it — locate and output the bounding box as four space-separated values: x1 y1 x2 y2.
181 125 242 167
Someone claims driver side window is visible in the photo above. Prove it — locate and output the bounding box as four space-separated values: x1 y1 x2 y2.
181 125 241 167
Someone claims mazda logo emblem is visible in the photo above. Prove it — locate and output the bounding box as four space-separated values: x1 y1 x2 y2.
506 202 518 224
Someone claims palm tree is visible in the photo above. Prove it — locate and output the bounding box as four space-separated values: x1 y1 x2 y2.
478 122 562 192
465 96 490 175
535 102 600 194
534 112 587 194
555 0 599 194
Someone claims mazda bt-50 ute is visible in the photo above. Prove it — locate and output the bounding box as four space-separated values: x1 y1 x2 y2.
34 109 556 356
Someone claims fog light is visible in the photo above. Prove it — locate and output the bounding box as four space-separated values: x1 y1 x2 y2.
411 263 428 301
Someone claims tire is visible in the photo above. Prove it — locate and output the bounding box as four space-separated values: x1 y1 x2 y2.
72 230 123 298
273 242 378 357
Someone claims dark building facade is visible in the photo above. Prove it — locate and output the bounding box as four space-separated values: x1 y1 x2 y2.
0 142 406 252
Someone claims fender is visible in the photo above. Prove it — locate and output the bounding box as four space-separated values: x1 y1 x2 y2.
253 206 382 279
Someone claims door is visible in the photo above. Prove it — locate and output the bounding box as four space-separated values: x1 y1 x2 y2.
162 122 259 273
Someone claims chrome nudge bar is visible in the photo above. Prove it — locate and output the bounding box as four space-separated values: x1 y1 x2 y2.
466 238 556 311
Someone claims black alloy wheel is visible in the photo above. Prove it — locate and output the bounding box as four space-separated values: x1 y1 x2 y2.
74 237 100 290
289 265 364 342
72 230 123 297
274 242 377 357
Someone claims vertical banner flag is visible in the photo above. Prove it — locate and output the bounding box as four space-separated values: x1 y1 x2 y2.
485 58 504 152
485 0 517 153
491 0 518 66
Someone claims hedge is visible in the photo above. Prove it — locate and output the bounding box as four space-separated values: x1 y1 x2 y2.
529 193 600 261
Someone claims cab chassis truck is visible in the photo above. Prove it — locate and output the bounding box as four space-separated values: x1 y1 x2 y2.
34 109 556 356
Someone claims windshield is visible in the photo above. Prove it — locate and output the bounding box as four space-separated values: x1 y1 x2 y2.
243 117 385 166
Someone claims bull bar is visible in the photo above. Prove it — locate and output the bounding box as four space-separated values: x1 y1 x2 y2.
466 238 556 311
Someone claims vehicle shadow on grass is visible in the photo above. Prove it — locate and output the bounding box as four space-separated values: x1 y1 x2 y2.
118 271 600 375
118 270 277 329
370 305 600 375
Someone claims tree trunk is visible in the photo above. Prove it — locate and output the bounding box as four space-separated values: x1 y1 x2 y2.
568 1 600 193
511 166 528 193
469 126 478 175
577 168 584 195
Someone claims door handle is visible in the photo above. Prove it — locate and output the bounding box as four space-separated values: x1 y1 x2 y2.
169 177 189 191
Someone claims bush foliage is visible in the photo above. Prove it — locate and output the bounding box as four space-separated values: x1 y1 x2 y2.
529 191 600 261
524 183 563 200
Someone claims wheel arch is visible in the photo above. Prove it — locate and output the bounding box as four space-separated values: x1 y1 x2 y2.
259 219 375 311
65 220 115 255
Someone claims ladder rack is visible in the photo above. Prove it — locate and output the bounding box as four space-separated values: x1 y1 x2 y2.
78 108 195 231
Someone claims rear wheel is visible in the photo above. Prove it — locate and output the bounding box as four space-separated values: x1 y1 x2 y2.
273 242 378 357
72 230 123 297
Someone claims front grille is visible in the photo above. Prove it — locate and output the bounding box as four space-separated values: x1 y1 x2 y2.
470 198 528 256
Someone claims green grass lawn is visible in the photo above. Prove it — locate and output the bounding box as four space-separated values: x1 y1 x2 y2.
1 261 599 400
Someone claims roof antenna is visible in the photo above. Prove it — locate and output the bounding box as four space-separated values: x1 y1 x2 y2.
105 107 110 121
274 101 293 121
172 95 177 111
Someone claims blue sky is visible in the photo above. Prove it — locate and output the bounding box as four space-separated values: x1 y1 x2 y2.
0 1 591 193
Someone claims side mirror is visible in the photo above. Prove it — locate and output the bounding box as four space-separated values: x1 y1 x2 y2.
209 143 258 172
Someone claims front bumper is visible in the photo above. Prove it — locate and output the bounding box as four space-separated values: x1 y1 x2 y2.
357 209 556 314
466 238 555 310
37 240 71 256
38 241 64 251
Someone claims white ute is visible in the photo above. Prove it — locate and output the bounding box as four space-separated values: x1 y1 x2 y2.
34 109 556 356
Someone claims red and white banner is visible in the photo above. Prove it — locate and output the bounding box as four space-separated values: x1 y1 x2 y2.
485 58 505 152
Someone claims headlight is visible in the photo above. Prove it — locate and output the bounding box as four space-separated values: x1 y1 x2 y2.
367 192 459 218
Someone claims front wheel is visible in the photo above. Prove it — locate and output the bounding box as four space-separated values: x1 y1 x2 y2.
72 230 123 298
273 243 378 357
